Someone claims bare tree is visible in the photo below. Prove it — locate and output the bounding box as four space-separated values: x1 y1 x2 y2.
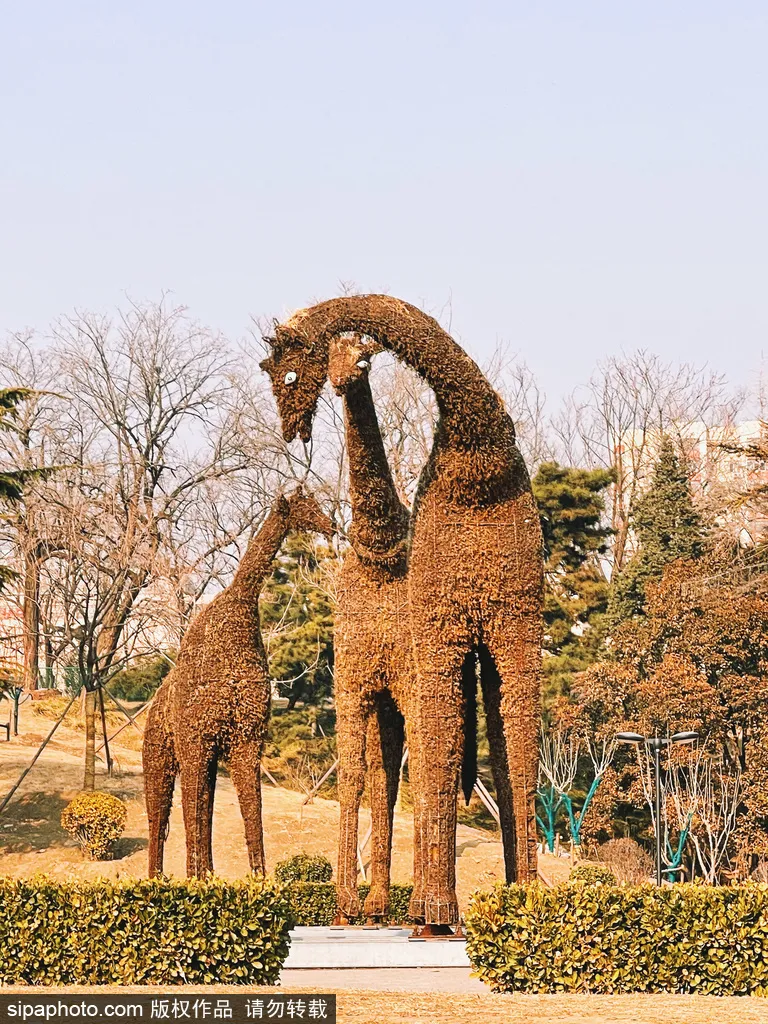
635 743 696 880
485 345 551 470
0 300 287 788
552 351 741 572
686 754 741 884
0 336 73 691
539 723 616 852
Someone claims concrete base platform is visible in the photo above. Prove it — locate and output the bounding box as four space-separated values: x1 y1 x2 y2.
283 926 471 969
279 967 486 992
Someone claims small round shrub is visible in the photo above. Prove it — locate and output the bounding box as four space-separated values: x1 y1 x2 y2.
61 791 127 860
598 838 654 884
569 862 617 885
274 852 333 883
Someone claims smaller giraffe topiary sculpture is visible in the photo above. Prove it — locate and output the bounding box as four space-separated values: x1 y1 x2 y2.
143 488 334 877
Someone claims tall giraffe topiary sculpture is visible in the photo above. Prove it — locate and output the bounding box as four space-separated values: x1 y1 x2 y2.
260 296 543 927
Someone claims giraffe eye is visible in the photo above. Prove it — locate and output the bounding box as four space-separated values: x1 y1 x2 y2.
284 371 298 385
356 359 371 371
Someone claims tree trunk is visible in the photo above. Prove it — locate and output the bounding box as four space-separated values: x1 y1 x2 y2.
44 637 55 688
22 549 40 691
83 688 96 790
98 686 113 775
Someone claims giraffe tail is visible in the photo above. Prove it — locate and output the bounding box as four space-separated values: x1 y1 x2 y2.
461 650 478 805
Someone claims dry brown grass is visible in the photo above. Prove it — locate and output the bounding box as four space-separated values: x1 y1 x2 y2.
0 986 765 1024
29 695 146 751
0 701 505 903
327 991 768 1023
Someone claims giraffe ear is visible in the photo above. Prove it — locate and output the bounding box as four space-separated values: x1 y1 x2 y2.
259 356 274 372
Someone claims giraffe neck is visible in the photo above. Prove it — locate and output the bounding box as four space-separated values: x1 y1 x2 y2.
343 374 410 570
285 294 514 452
229 502 291 602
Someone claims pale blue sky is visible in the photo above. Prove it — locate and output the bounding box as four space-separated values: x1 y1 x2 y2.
1 1 766 404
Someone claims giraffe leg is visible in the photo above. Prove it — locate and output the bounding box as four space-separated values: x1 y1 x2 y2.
179 740 218 877
335 691 369 920
143 708 177 877
228 740 266 874
482 613 541 883
408 638 469 928
406 724 427 923
363 691 405 921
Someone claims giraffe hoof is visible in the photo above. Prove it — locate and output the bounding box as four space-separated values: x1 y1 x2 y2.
336 886 361 920
363 885 390 920
419 923 455 938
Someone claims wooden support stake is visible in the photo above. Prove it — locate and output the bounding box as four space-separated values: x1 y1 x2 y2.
96 699 151 753
0 695 77 815
474 777 500 825
302 757 340 805
102 687 145 733
97 686 113 775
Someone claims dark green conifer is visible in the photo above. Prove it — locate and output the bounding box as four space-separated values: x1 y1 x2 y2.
533 461 614 701
0 388 55 589
609 437 706 623
259 534 335 708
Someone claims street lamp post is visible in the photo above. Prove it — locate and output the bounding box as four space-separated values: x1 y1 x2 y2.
616 730 699 885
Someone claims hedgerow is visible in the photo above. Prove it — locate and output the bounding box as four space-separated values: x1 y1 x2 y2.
287 882 414 925
569 863 617 885
275 852 333 883
0 876 291 985
466 882 768 995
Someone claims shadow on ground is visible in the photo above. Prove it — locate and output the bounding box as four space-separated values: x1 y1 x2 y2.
0 791 71 853
113 836 147 858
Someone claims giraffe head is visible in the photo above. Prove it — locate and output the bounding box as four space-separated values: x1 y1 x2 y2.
284 486 335 540
260 317 329 443
328 334 381 396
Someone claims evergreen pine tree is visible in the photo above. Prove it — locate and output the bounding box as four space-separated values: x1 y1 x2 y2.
259 534 336 708
608 437 706 623
533 462 614 701
108 653 174 702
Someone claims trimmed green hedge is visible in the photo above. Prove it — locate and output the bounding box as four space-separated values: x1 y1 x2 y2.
275 852 333 883
288 882 414 925
466 882 768 995
569 863 617 886
0 876 291 985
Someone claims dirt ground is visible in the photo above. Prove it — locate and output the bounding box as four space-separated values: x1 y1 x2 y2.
1 986 766 1024
2 702 765 1020
0 698 568 904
